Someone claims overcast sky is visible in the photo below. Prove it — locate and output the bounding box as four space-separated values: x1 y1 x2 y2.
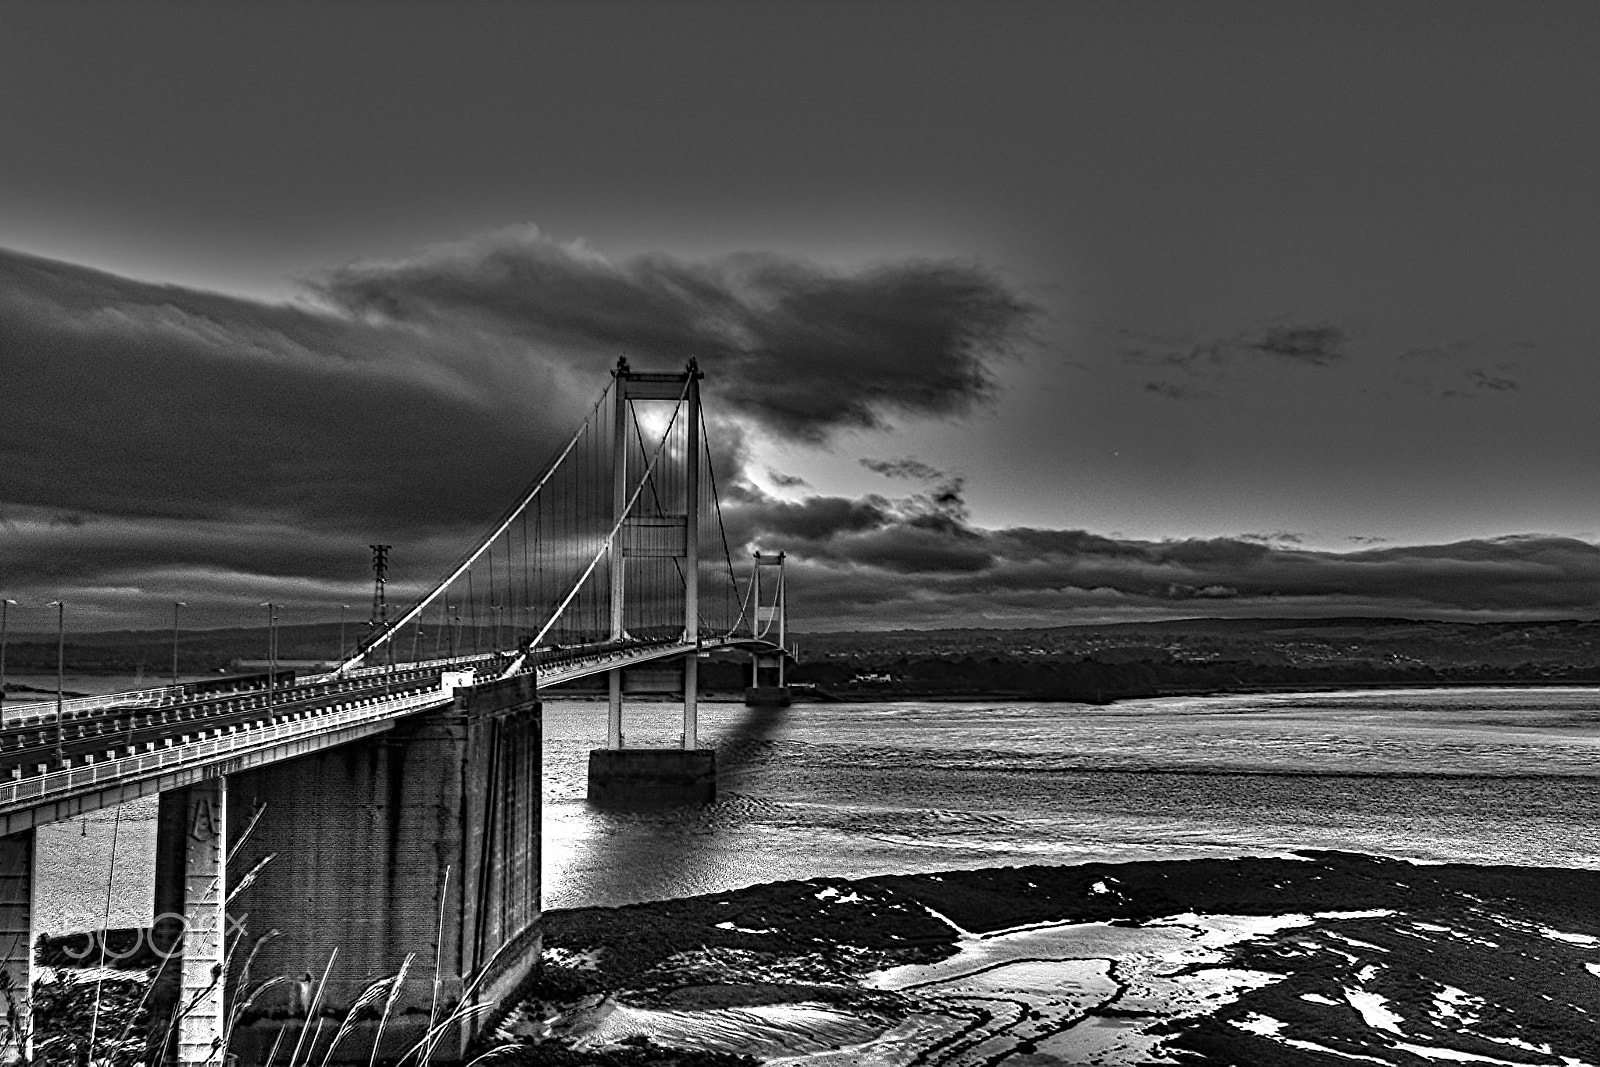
6 0 1600 631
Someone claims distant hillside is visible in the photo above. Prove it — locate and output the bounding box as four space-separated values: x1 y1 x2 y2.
787 617 1600 702
8 616 1600 704
794 617 1600 667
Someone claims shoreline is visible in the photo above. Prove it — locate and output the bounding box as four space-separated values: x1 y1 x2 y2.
511 850 1600 1065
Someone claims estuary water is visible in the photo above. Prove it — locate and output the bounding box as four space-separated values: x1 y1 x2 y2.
543 687 1600 909
30 686 1600 933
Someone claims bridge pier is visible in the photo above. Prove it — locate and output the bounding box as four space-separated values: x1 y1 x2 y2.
144 779 231 1066
588 656 715 807
176 779 229 1065
744 550 791 706
210 673 541 1065
607 667 623 749
745 650 791 707
0 831 31 1063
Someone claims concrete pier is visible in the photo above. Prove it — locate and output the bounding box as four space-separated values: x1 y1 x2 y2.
216 673 542 1065
176 778 228 1067
0 832 31 1063
145 781 232 1066
745 647 791 706
589 654 714 806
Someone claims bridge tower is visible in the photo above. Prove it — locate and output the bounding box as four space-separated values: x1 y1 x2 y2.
587 358 717 806
745 550 792 706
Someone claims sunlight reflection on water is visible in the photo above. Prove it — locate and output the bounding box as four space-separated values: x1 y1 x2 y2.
32 687 1598 933
544 688 1600 908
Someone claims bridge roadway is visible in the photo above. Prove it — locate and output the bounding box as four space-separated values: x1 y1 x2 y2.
0 635 762 837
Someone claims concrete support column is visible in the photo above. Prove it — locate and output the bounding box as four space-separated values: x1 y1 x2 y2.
0 831 33 1063
218 675 543 1064
745 652 791 707
607 667 624 750
682 655 698 751
176 777 228 1066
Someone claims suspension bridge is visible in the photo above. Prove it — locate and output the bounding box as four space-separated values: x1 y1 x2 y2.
0 359 791 1064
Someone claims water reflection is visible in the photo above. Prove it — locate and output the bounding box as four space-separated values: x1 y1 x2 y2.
542 690 1600 909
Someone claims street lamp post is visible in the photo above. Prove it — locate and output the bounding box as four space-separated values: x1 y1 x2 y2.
48 601 64 768
0 598 17 701
339 604 350 660
170 601 187 686
260 602 277 704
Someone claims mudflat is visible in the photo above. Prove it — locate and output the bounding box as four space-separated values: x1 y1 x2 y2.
507 850 1600 1065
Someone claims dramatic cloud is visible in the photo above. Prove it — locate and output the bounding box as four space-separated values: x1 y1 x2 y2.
0 248 590 529
0 240 1036 627
718 479 1600 627
9 239 1598 635
310 228 1037 443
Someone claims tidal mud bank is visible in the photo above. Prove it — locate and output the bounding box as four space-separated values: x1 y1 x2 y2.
502 851 1600 1065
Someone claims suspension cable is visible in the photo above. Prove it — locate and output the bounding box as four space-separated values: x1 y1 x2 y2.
333 378 615 674
498 376 693 678
702 407 749 639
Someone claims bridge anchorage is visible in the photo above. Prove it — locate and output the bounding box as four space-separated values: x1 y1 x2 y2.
0 358 789 1064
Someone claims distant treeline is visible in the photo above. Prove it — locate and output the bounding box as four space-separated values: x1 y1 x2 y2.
784 654 1600 703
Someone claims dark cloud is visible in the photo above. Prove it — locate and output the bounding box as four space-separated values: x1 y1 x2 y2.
1143 380 1205 400
1398 341 1469 365
765 469 810 489
310 228 1038 443
1241 531 1305 545
1451 368 1519 395
0 239 1036 627
929 480 965 514
721 483 1600 626
723 494 891 545
1123 319 1348 397
1396 337 1525 397
0 247 606 624
9 240 1595 634
1251 324 1346 365
0 247 590 533
860 457 945 481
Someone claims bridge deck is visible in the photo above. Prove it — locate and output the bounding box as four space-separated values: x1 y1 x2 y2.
0 636 776 834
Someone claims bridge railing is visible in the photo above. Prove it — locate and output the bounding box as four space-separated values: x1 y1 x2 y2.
0 685 450 812
299 650 503 687
3 685 185 725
